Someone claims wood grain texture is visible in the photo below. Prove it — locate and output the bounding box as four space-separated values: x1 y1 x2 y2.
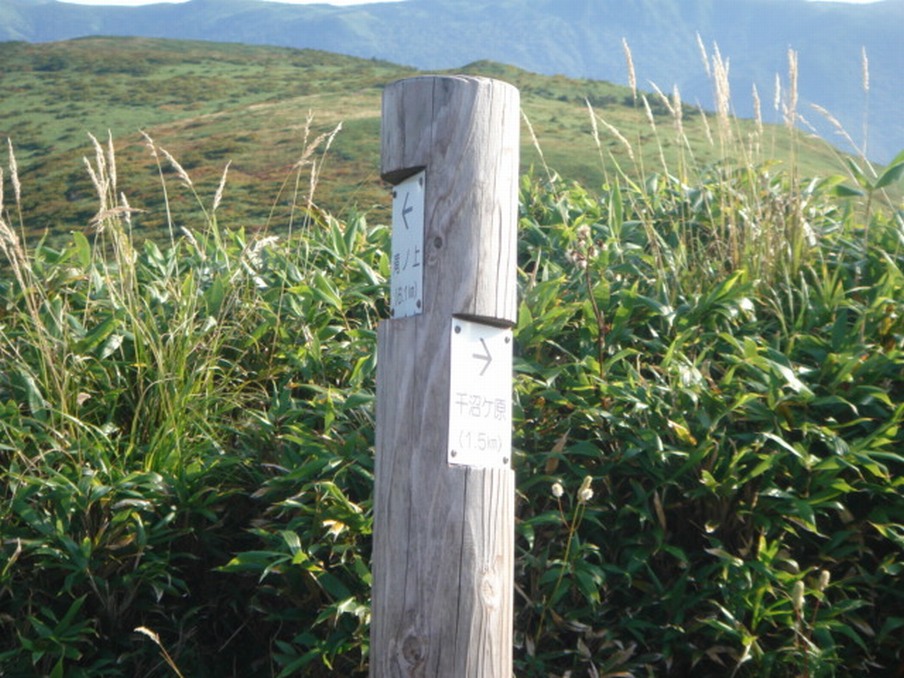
372 76 519 678
381 76 520 326
373 319 514 677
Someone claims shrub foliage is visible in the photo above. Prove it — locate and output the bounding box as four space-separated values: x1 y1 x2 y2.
1 128 903 676
513 164 904 676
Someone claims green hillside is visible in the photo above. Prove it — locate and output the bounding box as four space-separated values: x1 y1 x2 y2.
3 0 903 163
1 34 903 678
1 37 846 245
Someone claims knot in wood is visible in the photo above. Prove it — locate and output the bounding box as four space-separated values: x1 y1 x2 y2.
479 571 500 609
401 632 426 667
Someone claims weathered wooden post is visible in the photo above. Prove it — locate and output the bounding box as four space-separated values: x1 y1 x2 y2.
371 76 520 677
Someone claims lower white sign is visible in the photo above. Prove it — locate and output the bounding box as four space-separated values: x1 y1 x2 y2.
447 318 513 468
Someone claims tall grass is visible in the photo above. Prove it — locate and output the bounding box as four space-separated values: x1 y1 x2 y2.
1 40 903 677
1 119 379 675
581 38 902 300
514 38 904 677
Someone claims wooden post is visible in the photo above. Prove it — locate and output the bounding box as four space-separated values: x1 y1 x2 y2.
371 76 520 677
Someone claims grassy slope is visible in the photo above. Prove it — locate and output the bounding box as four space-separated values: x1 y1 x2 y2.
0 36 847 244
4 0 903 167
2 35 903 678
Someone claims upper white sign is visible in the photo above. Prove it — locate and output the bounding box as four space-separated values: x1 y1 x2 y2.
448 318 513 468
390 170 425 318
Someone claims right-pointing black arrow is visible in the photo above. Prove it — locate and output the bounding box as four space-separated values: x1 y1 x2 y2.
472 338 492 376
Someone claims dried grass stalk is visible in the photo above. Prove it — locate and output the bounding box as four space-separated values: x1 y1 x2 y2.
213 160 231 214
784 49 799 128
622 37 637 100
7 138 21 207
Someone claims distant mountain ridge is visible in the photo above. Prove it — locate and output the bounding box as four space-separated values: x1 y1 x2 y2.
2 0 902 162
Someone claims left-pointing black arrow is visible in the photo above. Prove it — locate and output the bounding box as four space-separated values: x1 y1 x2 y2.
402 191 413 229
472 338 492 376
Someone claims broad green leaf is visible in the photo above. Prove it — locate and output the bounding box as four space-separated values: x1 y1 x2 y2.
833 184 865 198
312 272 342 310
74 314 119 355
71 231 91 269
875 160 904 190
845 157 871 190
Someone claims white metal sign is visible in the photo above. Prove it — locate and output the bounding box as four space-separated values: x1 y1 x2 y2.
390 170 425 318
448 318 513 468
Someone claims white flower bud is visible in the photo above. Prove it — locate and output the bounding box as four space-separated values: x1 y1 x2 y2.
577 476 593 504
792 580 805 613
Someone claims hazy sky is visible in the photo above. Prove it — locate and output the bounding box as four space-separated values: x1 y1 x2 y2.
58 0 407 5
55 0 891 6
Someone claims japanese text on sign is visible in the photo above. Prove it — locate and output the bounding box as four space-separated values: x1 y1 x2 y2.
448 319 513 468
390 171 425 318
